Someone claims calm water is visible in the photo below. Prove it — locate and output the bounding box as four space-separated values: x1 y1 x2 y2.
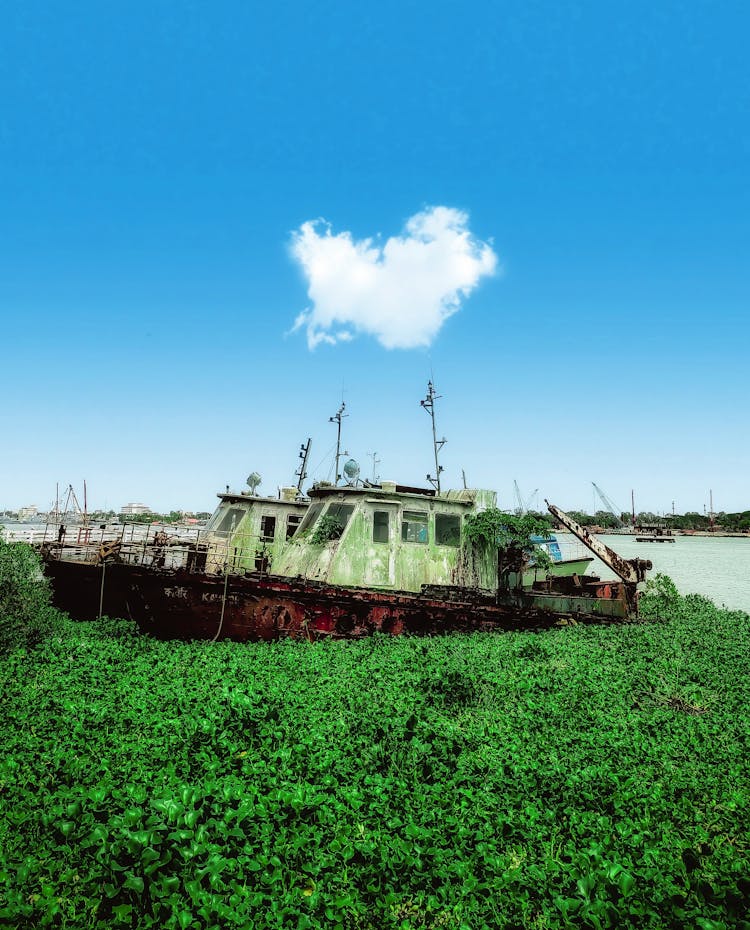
585 534 750 612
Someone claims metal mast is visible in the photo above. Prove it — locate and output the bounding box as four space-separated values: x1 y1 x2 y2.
420 380 446 494
329 403 347 485
295 438 312 495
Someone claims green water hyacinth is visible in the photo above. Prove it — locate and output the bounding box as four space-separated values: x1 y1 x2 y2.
0 578 748 928
0 530 57 654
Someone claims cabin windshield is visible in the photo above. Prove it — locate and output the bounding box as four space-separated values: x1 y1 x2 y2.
206 506 246 536
324 503 355 532
296 502 324 535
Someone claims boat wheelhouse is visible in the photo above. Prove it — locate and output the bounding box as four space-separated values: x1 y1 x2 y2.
203 488 308 573
274 482 497 591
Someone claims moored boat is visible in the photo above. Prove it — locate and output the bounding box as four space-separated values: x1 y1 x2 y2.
42 480 650 640
40 389 651 639
634 524 676 543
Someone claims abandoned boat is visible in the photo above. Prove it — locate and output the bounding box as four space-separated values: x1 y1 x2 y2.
41 388 651 640
42 479 651 641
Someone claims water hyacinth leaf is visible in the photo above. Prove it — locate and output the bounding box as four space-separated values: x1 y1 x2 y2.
123 872 145 894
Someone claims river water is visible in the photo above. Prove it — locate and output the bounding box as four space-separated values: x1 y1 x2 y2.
581 533 750 612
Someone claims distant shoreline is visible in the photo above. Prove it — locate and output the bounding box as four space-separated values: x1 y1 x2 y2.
556 528 750 539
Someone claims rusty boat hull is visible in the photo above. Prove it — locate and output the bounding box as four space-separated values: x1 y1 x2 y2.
44 557 633 641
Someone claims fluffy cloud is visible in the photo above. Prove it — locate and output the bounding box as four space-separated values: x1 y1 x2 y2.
289 206 498 350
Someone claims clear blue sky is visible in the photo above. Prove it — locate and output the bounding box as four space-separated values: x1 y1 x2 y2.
2 1 748 516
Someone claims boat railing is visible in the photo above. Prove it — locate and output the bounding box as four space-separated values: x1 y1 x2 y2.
44 522 279 576
553 537 593 563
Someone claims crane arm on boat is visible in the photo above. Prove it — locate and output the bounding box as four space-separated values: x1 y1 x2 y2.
545 500 651 585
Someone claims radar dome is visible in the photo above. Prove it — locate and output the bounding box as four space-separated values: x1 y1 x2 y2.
343 459 360 485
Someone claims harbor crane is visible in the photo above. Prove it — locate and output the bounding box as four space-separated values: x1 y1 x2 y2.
591 482 625 528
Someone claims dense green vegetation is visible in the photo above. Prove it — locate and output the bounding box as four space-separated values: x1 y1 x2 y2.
0 532 58 655
1 547 749 928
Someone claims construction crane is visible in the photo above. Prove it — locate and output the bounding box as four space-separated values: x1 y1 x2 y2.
513 481 539 515
591 482 625 528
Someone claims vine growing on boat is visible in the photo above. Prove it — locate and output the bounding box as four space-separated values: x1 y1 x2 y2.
463 509 554 572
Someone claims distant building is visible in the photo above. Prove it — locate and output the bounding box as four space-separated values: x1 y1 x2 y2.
120 502 151 515
18 505 39 521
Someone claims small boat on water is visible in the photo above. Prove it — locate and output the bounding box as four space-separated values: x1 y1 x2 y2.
524 534 593 586
635 524 676 543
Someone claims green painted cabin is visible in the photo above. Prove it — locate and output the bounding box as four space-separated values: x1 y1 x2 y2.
273 482 497 591
203 489 308 573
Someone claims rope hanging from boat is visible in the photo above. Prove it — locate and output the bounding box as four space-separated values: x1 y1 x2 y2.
211 569 230 643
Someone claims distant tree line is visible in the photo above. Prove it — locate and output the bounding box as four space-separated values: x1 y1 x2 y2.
0 509 213 524
532 508 750 532
112 511 213 524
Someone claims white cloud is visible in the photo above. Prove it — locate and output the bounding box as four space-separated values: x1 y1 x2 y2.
289 206 498 350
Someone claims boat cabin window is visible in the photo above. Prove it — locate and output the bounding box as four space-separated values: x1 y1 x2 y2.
435 513 461 547
373 510 390 543
286 513 303 539
297 502 324 535
260 515 276 542
402 511 428 544
206 506 246 537
324 503 355 534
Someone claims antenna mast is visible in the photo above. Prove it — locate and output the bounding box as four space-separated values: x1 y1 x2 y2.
369 451 381 484
420 380 446 494
295 438 312 495
329 403 347 486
